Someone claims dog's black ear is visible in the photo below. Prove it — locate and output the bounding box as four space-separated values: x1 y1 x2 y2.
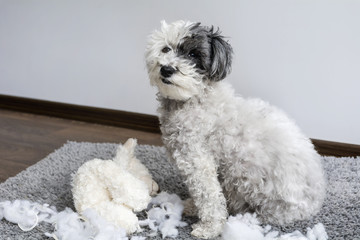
208 28 233 81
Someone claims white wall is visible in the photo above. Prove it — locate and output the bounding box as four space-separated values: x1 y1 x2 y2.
1 0 359 144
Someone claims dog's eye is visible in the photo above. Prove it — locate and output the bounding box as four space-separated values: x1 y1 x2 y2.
188 50 199 58
162 47 171 53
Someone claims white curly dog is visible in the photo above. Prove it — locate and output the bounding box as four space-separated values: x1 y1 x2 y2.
145 20 326 239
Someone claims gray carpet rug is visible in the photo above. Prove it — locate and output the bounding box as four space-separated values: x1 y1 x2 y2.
0 141 359 240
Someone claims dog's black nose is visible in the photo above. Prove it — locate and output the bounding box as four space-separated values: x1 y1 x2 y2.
160 66 176 78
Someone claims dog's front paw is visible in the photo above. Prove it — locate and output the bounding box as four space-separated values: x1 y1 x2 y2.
191 221 223 239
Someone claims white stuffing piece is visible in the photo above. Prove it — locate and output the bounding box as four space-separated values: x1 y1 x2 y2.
139 192 188 239
0 193 188 240
1 197 327 240
45 208 130 240
0 200 130 240
222 213 328 240
0 200 57 231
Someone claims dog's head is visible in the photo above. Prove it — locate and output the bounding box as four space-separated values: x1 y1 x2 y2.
145 20 233 101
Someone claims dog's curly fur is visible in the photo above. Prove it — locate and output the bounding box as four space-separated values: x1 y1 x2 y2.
145 20 326 239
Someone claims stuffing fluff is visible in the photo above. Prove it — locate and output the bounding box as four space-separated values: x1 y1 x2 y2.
0 200 56 231
0 200 129 240
140 192 187 238
0 193 187 239
1 197 327 240
222 213 328 240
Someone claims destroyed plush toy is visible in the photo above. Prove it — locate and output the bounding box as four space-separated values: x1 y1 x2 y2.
72 138 159 234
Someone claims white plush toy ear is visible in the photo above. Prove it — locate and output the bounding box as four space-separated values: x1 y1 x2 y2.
113 138 137 167
122 138 137 153
114 138 159 196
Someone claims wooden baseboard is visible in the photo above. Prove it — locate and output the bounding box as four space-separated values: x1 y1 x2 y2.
311 139 360 157
1 94 359 157
0 94 160 133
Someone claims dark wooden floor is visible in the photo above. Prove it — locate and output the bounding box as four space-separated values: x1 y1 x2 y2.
0 109 163 183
